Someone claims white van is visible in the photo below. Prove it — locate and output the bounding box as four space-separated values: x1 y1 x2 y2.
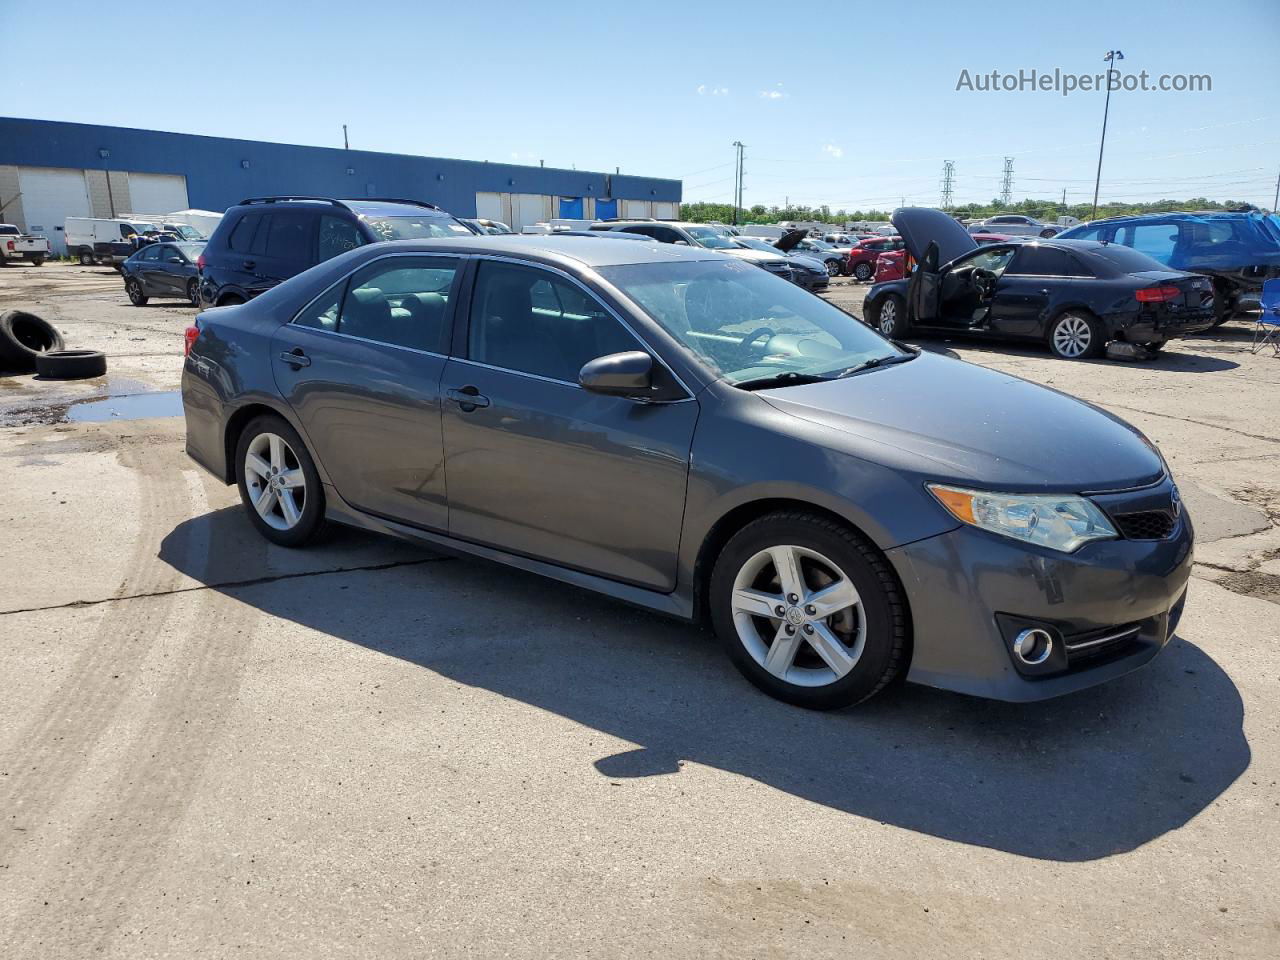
64 218 157 265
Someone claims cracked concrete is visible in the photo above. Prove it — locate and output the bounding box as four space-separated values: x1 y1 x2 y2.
1 262 1278 958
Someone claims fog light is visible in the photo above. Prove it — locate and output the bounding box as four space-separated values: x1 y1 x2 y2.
1013 628 1054 666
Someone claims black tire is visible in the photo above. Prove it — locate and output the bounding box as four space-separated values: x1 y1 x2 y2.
0 310 66 372
186 278 200 306
34 349 107 380
1145 340 1166 353
78 249 94 266
125 278 148 306
1047 310 1104 359
234 414 327 548
218 294 246 306
30 257 45 267
709 511 909 710
853 261 873 282
1039 229 1056 238
873 293 909 339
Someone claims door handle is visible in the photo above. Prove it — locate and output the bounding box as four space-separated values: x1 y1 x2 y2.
1038 288 1050 295
447 386 490 410
243 260 256 271
279 349 310 368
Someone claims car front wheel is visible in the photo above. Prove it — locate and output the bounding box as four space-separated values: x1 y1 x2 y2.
853 261 873 282
874 293 908 339
125 278 148 306
709 512 908 709
235 415 326 547
825 259 840 277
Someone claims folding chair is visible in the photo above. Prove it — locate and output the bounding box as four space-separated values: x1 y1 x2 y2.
1251 277 1280 356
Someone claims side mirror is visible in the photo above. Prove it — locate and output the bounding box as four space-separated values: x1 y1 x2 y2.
578 351 653 397
673 240 690 246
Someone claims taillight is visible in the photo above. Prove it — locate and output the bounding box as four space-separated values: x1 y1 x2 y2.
1135 285 1181 303
5 240 13 251
184 323 200 357
196 253 206 270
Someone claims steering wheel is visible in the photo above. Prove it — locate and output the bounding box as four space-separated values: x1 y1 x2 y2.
738 327 776 351
972 268 997 300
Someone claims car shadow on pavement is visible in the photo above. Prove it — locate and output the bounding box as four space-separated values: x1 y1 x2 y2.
161 508 1250 864
911 337 1241 372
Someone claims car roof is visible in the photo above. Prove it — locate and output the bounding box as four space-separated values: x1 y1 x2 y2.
354 235 729 268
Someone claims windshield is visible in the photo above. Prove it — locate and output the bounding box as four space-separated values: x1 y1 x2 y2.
361 216 475 241
734 237 780 252
598 259 903 385
170 224 205 240
176 242 205 258
804 239 835 251
684 225 739 249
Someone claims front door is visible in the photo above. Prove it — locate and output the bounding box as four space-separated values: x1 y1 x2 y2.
440 259 699 591
271 254 462 530
989 244 1079 338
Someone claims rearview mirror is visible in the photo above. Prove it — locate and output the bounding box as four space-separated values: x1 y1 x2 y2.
578 351 653 397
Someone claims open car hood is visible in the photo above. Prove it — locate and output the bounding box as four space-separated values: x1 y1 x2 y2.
891 207 976 266
774 228 808 253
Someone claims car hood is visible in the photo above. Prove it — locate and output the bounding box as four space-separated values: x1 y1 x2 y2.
726 248 789 266
757 352 1164 491
892 207 976 265
789 254 827 272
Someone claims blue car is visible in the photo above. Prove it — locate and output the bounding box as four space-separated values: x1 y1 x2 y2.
1057 210 1280 325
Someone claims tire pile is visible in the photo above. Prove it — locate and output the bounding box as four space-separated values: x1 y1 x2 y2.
0 310 107 379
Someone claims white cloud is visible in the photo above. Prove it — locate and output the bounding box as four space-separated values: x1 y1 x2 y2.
697 84 729 96
823 144 844 159
759 89 787 100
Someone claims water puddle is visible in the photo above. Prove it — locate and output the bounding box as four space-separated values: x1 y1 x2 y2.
66 390 182 422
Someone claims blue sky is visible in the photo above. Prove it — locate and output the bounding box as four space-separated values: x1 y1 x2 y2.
5 0 1278 211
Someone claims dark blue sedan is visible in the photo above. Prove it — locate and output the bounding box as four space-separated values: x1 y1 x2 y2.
122 241 205 306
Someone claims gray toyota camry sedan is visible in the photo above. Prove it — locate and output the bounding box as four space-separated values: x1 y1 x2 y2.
182 235 1192 709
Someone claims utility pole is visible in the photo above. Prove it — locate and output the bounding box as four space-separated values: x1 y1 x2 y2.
940 160 955 210
731 141 745 225
343 124 349 150
1273 166 1279 212
1061 187 1068 211
999 158 1014 207
1092 49 1125 220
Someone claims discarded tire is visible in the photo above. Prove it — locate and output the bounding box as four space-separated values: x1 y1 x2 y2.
34 349 107 380
0 310 66 372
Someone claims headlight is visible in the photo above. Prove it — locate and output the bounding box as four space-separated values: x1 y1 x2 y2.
928 484 1117 553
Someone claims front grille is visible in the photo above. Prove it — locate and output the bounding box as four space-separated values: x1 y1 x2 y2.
1113 510 1176 540
1064 623 1142 666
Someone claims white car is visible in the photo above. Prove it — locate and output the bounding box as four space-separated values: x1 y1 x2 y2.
971 214 1062 238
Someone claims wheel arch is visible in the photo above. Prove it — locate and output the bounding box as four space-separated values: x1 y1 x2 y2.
222 401 304 485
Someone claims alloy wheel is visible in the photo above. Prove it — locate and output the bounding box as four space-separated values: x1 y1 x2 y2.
244 432 307 530
126 280 145 305
855 262 872 282
187 279 200 305
1052 315 1093 358
826 260 840 277
730 545 865 687
879 298 897 336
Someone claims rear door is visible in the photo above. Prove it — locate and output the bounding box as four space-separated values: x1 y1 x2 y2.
248 210 317 290
153 244 187 295
439 258 699 591
271 254 462 530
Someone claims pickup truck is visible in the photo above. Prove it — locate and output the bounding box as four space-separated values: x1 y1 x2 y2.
0 224 50 265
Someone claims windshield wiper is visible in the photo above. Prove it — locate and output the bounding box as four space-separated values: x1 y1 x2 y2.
735 371 834 391
832 353 918 378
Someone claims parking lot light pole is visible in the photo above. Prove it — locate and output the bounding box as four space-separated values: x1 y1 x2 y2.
1091 49 1124 221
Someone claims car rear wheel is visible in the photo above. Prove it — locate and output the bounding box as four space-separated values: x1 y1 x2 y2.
186 278 200 306
78 250 94 266
126 278 148 306
874 293 909 338
853 261 873 282
1039 229 1056 238
1048 311 1104 359
709 512 908 709
235 415 326 547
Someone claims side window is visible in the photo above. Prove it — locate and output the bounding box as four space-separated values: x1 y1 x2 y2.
1007 245 1073 275
1123 224 1177 264
622 225 656 239
294 281 345 333
263 211 313 263
964 246 1017 275
337 257 458 352
139 245 160 262
227 213 261 253
318 215 362 262
468 261 641 383
1065 225 1103 242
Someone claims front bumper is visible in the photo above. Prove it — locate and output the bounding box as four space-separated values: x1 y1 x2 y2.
887 483 1193 702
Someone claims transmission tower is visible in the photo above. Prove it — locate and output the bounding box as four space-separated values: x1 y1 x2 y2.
999 157 1014 207
940 160 955 210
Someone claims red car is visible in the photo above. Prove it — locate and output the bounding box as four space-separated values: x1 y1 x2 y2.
846 235 907 281
872 233 1017 282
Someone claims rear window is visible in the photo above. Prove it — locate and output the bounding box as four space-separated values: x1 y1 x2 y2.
262 212 313 262
1086 244 1167 273
0 225 18 235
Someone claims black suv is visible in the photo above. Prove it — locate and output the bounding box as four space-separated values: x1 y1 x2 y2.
198 197 474 306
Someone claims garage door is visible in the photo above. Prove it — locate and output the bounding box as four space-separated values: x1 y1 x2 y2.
18 167 92 255
475 192 505 222
511 194 552 231
621 200 651 219
128 173 189 215
653 202 677 220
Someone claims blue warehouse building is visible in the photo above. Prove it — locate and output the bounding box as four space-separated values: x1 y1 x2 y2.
0 117 682 254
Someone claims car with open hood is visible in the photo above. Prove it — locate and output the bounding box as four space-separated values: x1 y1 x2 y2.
863 208 1215 359
183 234 1193 710
1056 210 1280 326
